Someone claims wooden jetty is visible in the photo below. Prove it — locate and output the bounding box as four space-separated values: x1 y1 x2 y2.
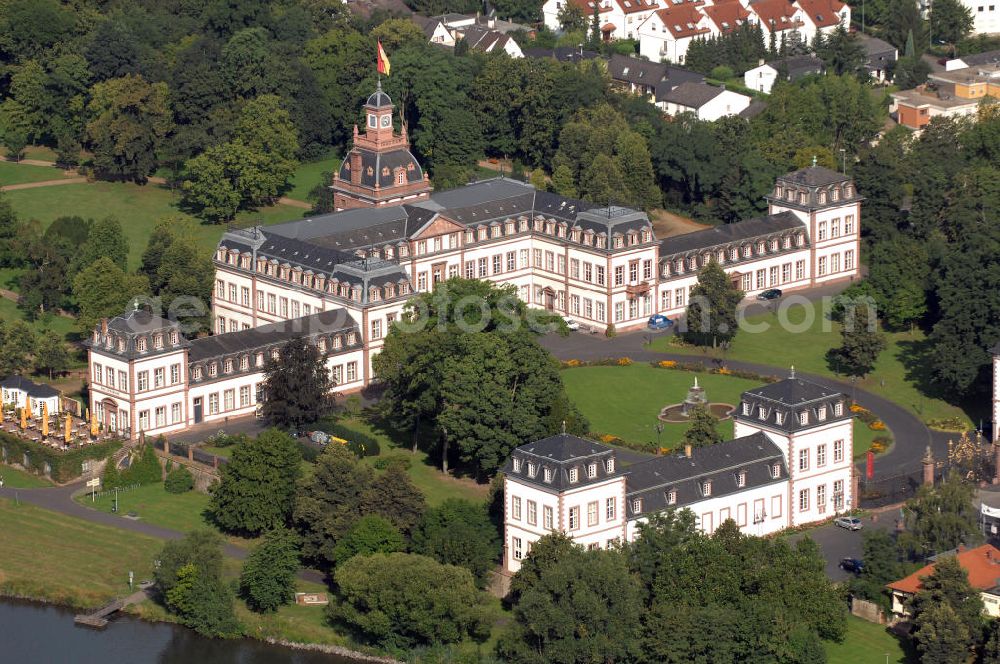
74 588 150 629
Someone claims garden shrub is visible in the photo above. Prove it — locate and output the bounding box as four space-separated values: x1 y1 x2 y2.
165 466 195 493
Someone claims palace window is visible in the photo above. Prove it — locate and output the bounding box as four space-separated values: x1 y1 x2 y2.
512 458 521 473
512 496 521 520
527 462 537 478
568 506 580 530
587 463 597 479
527 500 537 525
701 480 712 497
154 367 165 387
798 448 809 471
736 470 746 488
605 458 615 473
543 468 553 483
587 501 599 527
799 489 809 512
818 406 827 420
817 444 827 467
512 537 523 560
666 489 677 505
834 439 844 463
543 505 553 529
771 463 781 479
606 497 616 520
799 411 809 425
137 338 147 352
834 402 843 416
632 498 642 514
568 468 578 483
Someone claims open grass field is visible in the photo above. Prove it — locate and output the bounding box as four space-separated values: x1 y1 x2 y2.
650 302 970 427
76 481 212 533
4 181 306 269
0 463 52 488
0 497 162 607
0 161 73 187
563 364 883 457
338 417 491 506
286 153 338 202
824 615 910 664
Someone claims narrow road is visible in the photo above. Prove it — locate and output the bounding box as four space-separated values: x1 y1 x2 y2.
0 481 325 584
0 177 87 192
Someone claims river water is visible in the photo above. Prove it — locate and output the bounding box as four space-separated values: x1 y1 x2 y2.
0 598 365 663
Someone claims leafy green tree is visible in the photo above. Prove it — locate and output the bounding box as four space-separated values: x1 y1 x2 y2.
983 619 1000 663
181 144 245 222
85 75 173 183
239 527 301 613
816 25 867 76
261 337 333 428
154 529 225 600
883 0 926 50
412 498 501 584
74 216 129 273
294 444 376 566
34 331 70 379
222 28 286 99
849 529 904 610
71 258 150 334
332 515 405 566
893 54 932 89
900 472 980 559
682 261 744 348
85 17 142 81
557 3 587 31
930 0 974 47
153 231 215 333
683 403 722 449
550 163 577 198
232 94 299 180
364 465 426 535
122 442 163 485
209 428 302 535
331 552 491 649
832 300 886 377
0 0 76 62
370 18 427 51
164 466 194 493
499 533 643 664
868 237 929 330
909 556 983 661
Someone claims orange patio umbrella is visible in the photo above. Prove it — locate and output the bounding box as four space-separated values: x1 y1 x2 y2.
64 413 71 444
41 402 48 438
19 407 26 430
90 410 99 437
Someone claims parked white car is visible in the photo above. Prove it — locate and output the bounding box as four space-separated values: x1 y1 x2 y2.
562 316 580 331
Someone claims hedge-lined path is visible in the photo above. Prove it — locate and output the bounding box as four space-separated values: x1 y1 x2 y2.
0 481 325 583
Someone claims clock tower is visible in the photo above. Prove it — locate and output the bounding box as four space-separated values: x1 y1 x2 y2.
331 82 432 211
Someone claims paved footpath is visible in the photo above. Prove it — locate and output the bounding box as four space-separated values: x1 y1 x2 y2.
0 481 325 583
541 289 954 480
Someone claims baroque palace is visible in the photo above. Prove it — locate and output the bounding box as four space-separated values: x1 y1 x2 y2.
86 86 860 439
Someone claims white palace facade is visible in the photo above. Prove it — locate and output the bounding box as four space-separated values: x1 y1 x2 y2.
502 374 856 573
85 87 861 439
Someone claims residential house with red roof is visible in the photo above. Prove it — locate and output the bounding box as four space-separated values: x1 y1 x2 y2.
543 0 661 40
702 0 752 36
795 0 850 44
887 544 1000 620
636 3 711 64
747 0 808 46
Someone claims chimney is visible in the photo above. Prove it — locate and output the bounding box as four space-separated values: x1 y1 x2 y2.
350 150 362 185
101 318 108 335
684 443 692 458
758 58 765 66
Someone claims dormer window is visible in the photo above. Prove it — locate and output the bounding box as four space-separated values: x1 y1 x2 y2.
527 462 537 478
170 331 178 345
770 463 781 479
137 337 147 352
605 458 615 473
818 406 827 421
633 498 642 513
834 402 843 416
543 468 553 483
154 334 163 349
758 406 766 419
569 468 579 483
208 363 217 377
666 489 676 505
736 470 746 488
224 359 233 373
513 458 521 473
701 480 712 497
776 412 784 425
743 402 751 415
799 411 809 425
193 367 202 380
587 463 597 479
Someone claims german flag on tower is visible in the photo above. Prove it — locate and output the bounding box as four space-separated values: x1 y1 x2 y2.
377 40 391 76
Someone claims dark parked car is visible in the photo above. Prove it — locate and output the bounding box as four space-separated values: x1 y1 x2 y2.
839 557 864 573
647 314 674 330
756 288 782 301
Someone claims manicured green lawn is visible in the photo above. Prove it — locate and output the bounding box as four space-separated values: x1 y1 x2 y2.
4 181 306 269
0 497 162 607
0 161 72 186
563 364 881 456
76 481 213 533
0 463 52 488
562 365 759 449
824 615 910 664
650 303 971 427
338 417 491 506
286 153 338 202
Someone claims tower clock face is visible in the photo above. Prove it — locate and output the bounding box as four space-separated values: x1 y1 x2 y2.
380 114 392 128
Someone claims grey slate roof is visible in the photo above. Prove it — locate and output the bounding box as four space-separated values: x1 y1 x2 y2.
659 211 804 256
625 432 787 515
779 165 849 188
337 147 424 189
958 49 1000 67
739 99 768 119
503 433 620 492
660 81 725 109
523 46 600 62
0 375 60 398
767 54 824 80
85 308 189 361
189 309 359 363
736 377 850 433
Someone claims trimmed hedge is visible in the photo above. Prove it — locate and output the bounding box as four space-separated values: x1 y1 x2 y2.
0 431 122 483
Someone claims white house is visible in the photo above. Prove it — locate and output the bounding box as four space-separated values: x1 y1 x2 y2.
637 4 711 64
0 376 61 417
659 81 752 120
743 55 824 93
965 0 1000 35
795 0 850 44
749 0 808 46
412 16 457 46
501 374 856 573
